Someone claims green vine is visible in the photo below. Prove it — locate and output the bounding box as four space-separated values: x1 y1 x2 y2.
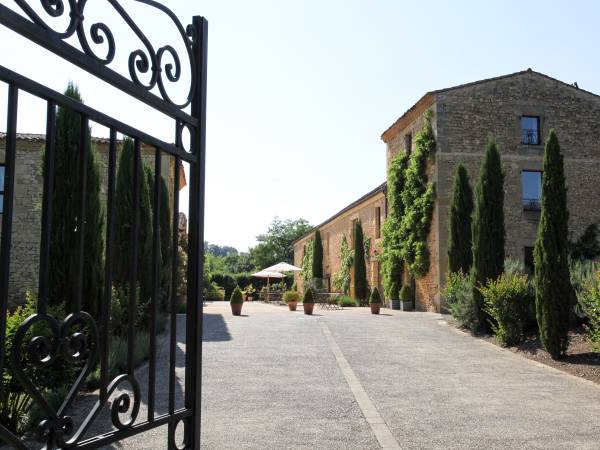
399 110 437 277
332 235 353 294
300 239 314 283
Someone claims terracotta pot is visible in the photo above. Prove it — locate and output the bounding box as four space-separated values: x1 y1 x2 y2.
370 304 381 315
303 303 314 315
288 301 298 311
231 303 243 316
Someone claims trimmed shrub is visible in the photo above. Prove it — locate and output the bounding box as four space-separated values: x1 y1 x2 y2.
312 230 324 279
472 139 505 330
481 274 532 346
443 272 478 332
534 129 572 359
336 295 355 307
303 287 314 304
283 291 300 303
570 223 600 261
205 281 224 301
369 287 382 304
400 284 412 302
579 274 600 351
230 286 243 304
448 164 473 274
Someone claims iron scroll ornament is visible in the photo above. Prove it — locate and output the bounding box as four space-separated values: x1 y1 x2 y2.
9 312 141 448
10 0 197 110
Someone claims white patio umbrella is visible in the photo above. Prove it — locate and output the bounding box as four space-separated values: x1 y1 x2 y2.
263 262 302 272
251 270 286 302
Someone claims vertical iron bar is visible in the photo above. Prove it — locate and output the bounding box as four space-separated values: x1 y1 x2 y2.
74 115 89 313
37 101 56 315
100 127 117 400
128 138 141 375
186 16 208 450
0 85 18 406
148 148 161 421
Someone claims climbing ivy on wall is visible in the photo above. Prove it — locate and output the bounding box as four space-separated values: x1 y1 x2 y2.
398 110 437 278
300 239 314 283
332 235 353 294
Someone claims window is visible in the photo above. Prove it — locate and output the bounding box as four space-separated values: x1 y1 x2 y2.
0 164 5 214
521 116 540 145
375 207 381 239
404 133 412 153
522 170 542 210
524 247 534 274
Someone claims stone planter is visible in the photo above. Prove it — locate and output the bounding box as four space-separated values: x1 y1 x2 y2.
287 301 298 311
391 299 400 310
400 300 413 311
303 303 314 315
370 304 381 315
231 303 243 316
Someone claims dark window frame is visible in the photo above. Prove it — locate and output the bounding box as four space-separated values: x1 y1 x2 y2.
404 133 412 154
0 163 5 214
521 115 541 145
375 206 381 239
522 169 542 211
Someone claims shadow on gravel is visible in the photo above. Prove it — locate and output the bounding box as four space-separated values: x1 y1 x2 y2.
202 314 233 341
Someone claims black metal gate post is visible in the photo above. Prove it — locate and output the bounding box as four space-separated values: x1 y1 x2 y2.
0 2 207 449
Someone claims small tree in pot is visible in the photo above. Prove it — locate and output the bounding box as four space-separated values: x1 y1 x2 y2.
369 288 381 315
230 285 244 316
283 290 300 311
400 284 414 311
303 287 315 315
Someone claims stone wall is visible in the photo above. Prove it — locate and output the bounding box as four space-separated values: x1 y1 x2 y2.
293 187 386 297
0 135 179 307
435 71 600 300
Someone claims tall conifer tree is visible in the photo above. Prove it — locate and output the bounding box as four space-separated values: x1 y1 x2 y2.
353 220 367 301
534 129 572 359
312 230 323 280
49 83 104 315
448 164 474 274
472 139 505 329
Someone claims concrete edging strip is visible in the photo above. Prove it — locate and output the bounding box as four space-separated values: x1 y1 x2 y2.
319 321 400 450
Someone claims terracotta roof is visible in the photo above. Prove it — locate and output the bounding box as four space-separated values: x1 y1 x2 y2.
381 69 600 143
293 181 387 245
0 132 114 144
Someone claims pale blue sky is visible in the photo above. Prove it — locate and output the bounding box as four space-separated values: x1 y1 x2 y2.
0 1 598 250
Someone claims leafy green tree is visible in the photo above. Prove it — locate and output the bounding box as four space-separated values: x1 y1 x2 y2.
249 217 312 268
570 223 600 261
312 230 323 280
448 164 474 274
472 139 505 330
534 129 572 359
382 151 409 300
113 138 153 307
49 83 104 316
353 220 367 301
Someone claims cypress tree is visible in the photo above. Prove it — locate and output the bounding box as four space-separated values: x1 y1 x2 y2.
534 129 572 359
353 220 367 301
49 83 104 315
312 230 323 280
472 139 505 329
448 164 474 274
113 138 153 306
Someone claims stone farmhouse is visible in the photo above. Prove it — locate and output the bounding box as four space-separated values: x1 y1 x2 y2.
0 132 186 305
294 69 600 312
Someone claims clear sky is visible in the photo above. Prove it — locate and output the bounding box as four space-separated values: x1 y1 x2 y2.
1 0 598 251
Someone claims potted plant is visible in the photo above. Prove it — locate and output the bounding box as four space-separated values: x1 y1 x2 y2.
303 287 315 315
283 290 300 311
243 284 255 301
390 282 401 310
369 287 381 314
400 284 414 311
230 285 244 316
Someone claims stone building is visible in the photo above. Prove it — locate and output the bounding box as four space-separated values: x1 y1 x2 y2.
0 132 186 305
294 69 600 312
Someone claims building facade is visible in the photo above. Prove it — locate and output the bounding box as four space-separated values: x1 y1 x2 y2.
295 70 600 312
0 133 186 306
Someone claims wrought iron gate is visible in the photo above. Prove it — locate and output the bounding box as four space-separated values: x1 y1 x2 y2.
0 1 206 448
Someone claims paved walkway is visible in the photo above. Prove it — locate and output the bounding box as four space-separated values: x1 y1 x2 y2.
55 301 600 449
